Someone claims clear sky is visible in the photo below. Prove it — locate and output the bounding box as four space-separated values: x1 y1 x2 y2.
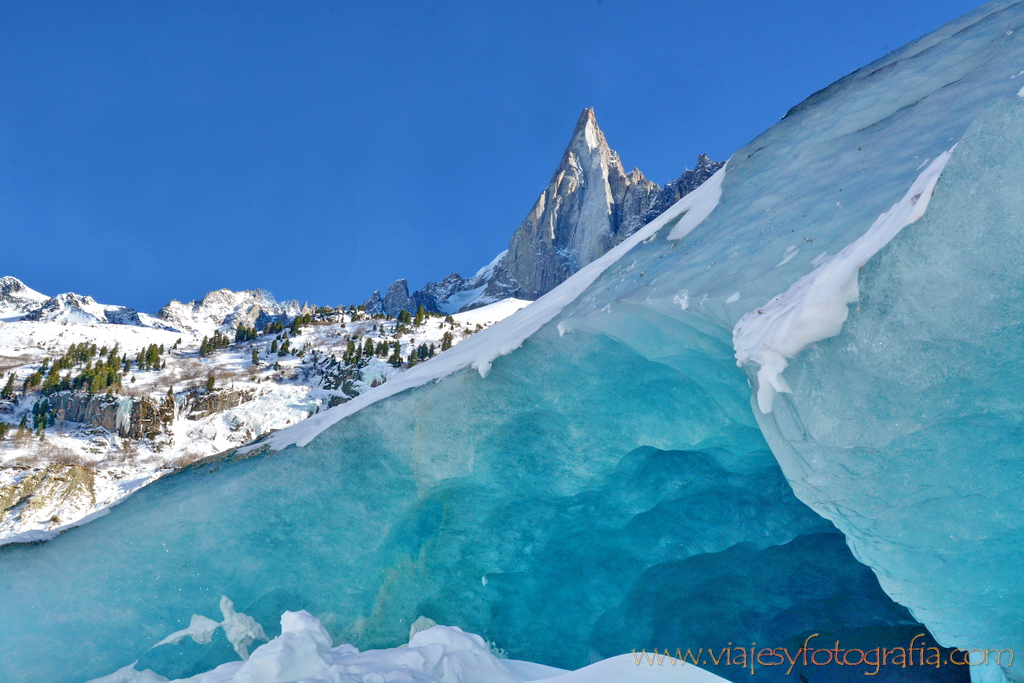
0 0 982 312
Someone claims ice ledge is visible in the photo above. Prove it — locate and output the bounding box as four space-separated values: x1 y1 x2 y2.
733 147 956 414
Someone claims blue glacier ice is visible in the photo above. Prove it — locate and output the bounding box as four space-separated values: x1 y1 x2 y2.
6 1 1024 682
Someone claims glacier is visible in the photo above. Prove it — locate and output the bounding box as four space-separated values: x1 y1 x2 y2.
5 1 1024 682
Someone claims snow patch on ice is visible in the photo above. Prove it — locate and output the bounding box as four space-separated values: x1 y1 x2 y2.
733 148 955 414
725 292 740 304
247 166 726 453
92 610 727 683
150 596 268 660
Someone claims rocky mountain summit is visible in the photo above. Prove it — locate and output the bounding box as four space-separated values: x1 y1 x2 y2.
157 288 307 336
364 109 723 316
0 276 49 320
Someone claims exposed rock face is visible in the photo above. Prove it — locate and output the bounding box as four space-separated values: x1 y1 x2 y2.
158 289 303 333
632 153 724 232
362 290 385 315
46 392 172 440
361 279 445 318
383 279 412 317
361 110 723 314
183 388 257 421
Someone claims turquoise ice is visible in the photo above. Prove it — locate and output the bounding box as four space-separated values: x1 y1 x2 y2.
6 1 1024 682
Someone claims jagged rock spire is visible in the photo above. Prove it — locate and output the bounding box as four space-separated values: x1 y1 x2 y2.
490 107 660 300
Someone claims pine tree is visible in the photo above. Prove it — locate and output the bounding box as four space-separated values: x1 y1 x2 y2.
1 373 15 399
398 309 412 325
251 348 260 365
206 374 215 392
413 305 426 326
441 331 454 352
0 422 9 440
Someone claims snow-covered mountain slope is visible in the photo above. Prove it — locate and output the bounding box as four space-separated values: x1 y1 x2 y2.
21 291 149 326
0 288 529 543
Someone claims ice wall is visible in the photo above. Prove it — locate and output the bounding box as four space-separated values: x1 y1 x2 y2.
0 315 949 683
752 96 1024 681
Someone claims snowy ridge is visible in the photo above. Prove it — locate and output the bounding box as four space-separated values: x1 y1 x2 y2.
733 148 955 413
21 292 148 327
89 608 727 683
157 289 302 336
248 166 726 453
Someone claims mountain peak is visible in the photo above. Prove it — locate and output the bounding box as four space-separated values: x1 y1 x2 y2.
0 276 49 317
569 107 609 154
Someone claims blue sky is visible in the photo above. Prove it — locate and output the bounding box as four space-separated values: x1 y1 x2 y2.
0 0 981 312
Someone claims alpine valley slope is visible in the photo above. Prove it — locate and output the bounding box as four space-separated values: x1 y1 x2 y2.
4 3 1024 683
0 279 529 543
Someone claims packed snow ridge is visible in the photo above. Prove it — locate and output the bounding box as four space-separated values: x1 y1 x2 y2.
733 148 955 413
89 604 727 683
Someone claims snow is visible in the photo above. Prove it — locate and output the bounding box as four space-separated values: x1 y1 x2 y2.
472 250 508 280
90 610 728 683
732 148 955 413
438 285 488 314
248 166 725 453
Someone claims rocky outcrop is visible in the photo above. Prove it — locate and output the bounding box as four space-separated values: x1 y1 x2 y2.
183 388 257 421
46 392 172 440
631 153 724 231
362 290 385 315
0 464 97 534
378 279 441 318
488 108 661 300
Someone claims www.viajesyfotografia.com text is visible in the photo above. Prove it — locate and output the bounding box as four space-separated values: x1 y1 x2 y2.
633 633 1013 676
